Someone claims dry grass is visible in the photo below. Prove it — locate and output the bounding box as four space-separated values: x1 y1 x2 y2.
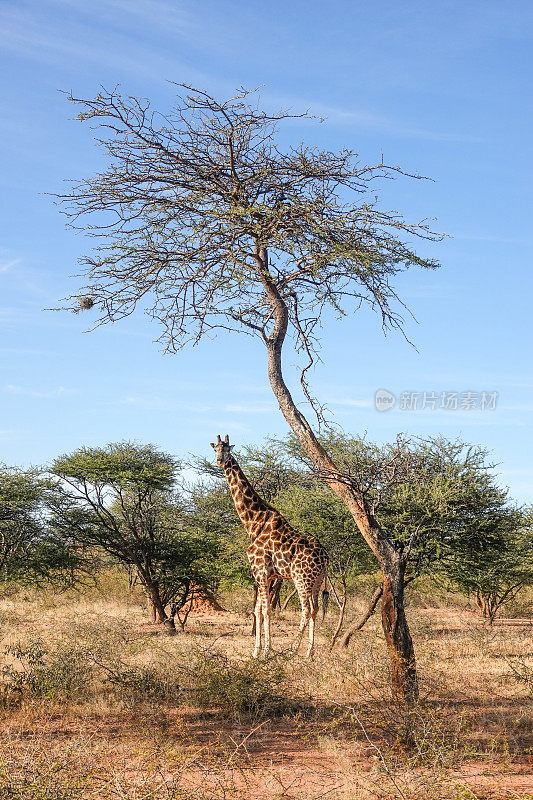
0 576 531 799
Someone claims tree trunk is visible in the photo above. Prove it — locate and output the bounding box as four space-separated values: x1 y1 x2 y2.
281 587 297 611
164 616 177 634
147 596 157 622
340 584 383 647
145 580 168 624
380 559 418 704
257 245 419 705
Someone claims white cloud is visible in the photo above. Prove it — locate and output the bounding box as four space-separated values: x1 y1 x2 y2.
223 401 276 414
328 398 373 409
123 394 170 411
0 259 19 275
0 0 201 83
263 89 483 144
122 395 213 413
315 103 483 144
0 347 54 356
5 384 71 399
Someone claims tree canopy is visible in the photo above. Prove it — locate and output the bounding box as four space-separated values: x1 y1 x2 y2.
0 465 84 589
50 441 219 629
61 86 441 385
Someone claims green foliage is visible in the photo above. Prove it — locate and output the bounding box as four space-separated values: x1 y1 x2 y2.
0 465 87 590
186 479 250 588
187 648 293 721
52 441 177 492
445 507 532 621
147 503 221 612
284 432 528 590
50 442 222 622
274 481 378 577
0 465 48 585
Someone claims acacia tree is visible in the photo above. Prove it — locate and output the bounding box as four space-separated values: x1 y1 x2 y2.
0 465 84 591
444 507 532 624
283 433 527 631
59 85 443 703
49 441 219 630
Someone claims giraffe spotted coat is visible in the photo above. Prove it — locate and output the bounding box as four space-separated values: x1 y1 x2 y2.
211 434 328 658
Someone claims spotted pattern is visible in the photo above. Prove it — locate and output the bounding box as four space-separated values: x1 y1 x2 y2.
211 435 328 658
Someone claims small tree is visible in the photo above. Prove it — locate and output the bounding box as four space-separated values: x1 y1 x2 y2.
140 500 221 630
59 85 443 703
50 441 218 630
0 465 83 592
444 507 532 624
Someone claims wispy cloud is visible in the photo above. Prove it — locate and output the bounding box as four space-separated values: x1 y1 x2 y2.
328 398 373 409
0 0 203 83
223 401 276 414
0 259 19 275
197 419 252 435
263 89 483 144
123 394 170 411
453 233 533 246
0 347 54 356
122 395 213 413
315 103 483 144
5 384 71 399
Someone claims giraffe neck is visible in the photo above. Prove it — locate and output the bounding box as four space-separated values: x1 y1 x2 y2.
223 456 273 533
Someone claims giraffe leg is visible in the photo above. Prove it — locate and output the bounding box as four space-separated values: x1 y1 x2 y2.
305 591 320 659
252 589 262 659
293 589 311 653
261 582 272 658
252 580 272 659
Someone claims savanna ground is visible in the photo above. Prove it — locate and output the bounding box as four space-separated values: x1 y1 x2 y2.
0 572 531 800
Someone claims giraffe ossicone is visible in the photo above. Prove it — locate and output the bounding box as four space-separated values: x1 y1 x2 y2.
211 434 329 659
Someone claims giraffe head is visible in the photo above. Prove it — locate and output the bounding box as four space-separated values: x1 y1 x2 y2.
210 434 234 467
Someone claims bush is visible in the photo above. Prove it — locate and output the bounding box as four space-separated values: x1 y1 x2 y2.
1 622 301 721
187 648 295 720
2 637 92 700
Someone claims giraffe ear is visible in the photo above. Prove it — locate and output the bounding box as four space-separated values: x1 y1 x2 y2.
210 442 216 449
229 445 235 451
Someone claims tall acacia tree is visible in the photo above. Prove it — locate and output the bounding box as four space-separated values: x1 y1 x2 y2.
59 85 442 703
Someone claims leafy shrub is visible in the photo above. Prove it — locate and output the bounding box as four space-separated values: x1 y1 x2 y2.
3 637 93 700
186 648 295 720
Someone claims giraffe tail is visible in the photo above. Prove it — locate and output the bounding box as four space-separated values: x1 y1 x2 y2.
321 574 330 621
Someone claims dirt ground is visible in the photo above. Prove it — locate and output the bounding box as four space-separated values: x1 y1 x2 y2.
0 583 531 799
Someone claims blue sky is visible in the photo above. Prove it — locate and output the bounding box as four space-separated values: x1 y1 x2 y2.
0 0 532 502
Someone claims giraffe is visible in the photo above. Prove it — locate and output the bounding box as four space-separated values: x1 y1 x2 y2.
210 434 329 659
